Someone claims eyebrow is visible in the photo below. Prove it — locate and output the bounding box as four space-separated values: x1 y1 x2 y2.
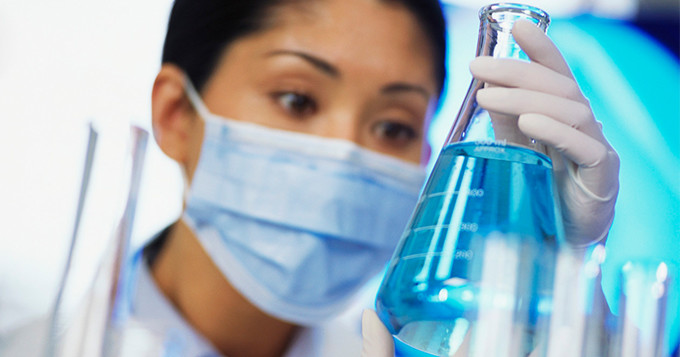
265 49 339 77
382 83 432 102
265 49 432 101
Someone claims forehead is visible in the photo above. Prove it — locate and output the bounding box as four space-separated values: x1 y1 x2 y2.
231 0 437 89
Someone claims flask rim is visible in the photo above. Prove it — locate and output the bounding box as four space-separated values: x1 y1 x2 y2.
479 3 550 29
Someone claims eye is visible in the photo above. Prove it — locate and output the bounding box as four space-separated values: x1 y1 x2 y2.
372 121 418 147
272 91 317 118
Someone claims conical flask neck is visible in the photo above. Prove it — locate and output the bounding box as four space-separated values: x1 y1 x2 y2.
444 4 550 151
476 3 550 60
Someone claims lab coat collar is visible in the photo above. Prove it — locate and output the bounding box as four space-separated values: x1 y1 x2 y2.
128 247 364 356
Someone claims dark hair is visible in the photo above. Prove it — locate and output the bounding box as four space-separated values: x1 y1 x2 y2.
161 0 447 97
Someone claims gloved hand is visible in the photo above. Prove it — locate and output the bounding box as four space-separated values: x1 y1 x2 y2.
470 19 619 247
361 309 393 357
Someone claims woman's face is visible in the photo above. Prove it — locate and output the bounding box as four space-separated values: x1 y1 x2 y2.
196 0 439 164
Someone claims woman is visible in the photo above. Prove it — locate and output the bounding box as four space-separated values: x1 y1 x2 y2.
142 0 618 355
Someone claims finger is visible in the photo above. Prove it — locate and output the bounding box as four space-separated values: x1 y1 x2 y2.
517 113 609 169
519 113 619 206
476 87 604 141
361 309 394 357
470 57 587 104
512 19 574 79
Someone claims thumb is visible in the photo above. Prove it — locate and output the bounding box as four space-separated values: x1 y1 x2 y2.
361 309 394 357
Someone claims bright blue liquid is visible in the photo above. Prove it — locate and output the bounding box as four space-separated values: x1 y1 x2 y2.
376 142 561 356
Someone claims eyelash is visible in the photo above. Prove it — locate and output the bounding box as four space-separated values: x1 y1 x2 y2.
269 90 420 148
372 121 418 147
271 91 318 118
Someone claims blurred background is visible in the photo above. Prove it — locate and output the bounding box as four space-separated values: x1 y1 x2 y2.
1 0 678 353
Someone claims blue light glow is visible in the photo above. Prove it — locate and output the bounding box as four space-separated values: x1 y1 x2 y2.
431 10 680 351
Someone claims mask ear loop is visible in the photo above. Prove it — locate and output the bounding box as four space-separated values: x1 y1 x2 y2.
183 74 213 122
181 75 211 205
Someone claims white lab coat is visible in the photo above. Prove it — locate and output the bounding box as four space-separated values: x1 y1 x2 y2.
0 247 367 356
119 251 365 356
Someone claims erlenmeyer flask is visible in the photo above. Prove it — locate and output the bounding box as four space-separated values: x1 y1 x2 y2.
375 4 562 356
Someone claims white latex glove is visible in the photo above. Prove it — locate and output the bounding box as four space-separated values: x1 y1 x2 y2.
361 309 394 357
470 20 620 247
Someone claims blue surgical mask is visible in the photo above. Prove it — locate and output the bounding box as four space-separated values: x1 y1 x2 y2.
181 78 426 325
